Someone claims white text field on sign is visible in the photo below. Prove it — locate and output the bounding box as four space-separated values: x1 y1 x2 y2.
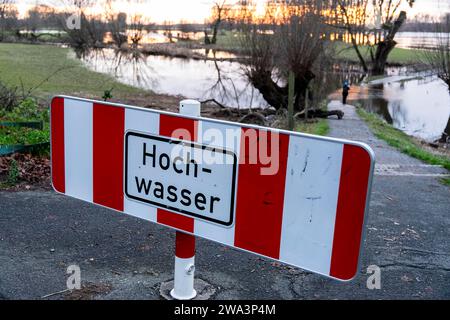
125 131 237 226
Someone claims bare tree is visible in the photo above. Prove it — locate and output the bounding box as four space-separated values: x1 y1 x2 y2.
0 0 13 20
238 0 335 111
60 0 106 53
162 20 174 43
104 0 128 48
128 13 145 48
421 15 450 92
335 0 415 74
0 0 16 41
208 0 231 45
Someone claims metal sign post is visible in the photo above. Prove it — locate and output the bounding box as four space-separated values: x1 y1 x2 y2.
170 100 201 300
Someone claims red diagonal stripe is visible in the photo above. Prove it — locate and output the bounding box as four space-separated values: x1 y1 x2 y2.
156 114 197 233
234 129 290 259
51 97 65 193
330 144 371 280
93 103 125 211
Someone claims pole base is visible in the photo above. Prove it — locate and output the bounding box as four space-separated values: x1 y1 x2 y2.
170 288 197 300
160 279 216 300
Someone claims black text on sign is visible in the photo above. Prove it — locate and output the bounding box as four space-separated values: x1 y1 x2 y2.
125 132 237 226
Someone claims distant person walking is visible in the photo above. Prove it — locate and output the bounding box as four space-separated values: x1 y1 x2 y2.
342 80 350 105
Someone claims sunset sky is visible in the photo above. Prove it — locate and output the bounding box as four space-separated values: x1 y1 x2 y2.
15 0 450 23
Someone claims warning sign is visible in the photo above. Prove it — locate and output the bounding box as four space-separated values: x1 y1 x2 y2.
51 96 375 281
125 131 237 226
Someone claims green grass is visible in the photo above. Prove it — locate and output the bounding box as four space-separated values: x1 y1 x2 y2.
334 42 423 65
295 119 330 136
441 177 450 186
336 42 423 64
0 43 149 100
0 126 50 146
357 107 450 171
210 33 424 65
214 31 243 50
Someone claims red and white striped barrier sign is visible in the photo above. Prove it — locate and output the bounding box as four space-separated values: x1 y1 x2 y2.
51 96 374 281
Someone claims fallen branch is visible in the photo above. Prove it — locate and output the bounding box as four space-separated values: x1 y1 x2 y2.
295 109 344 120
200 98 228 109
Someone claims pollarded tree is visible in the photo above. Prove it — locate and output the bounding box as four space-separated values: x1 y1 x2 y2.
421 14 450 92
60 0 107 53
208 0 231 45
334 0 415 74
0 0 17 41
239 0 335 111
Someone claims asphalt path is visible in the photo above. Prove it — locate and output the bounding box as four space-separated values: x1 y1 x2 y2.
0 102 449 299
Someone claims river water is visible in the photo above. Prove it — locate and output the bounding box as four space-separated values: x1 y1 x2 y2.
330 72 450 142
79 48 267 109
395 32 449 50
78 48 450 142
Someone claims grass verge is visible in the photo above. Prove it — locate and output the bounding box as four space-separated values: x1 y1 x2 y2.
441 177 450 186
335 42 423 65
295 119 330 136
0 43 150 100
356 107 450 171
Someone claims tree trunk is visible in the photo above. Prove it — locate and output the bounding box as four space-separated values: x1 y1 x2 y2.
372 40 397 75
371 11 407 75
351 36 369 73
248 70 314 111
204 30 211 45
440 116 450 143
211 20 220 44
249 70 287 110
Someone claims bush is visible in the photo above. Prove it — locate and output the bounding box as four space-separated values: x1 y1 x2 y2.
0 126 50 146
10 98 46 121
0 81 19 112
0 97 48 122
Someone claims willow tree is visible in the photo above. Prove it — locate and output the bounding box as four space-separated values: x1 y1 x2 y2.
334 0 415 74
206 0 231 45
238 0 334 111
0 0 16 41
421 15 450 92
60 0 107 55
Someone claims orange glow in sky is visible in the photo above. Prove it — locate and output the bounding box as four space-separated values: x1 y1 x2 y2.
16 0 450 23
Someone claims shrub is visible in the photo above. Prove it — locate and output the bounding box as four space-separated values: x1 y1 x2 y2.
0 81 19 112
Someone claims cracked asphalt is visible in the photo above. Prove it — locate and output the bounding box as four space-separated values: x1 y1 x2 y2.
0 102 449 300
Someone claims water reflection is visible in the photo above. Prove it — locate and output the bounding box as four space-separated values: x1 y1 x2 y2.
395 32 450 50
77 47 450 142
79 48 267 109
330 75 450 141
103 29 204 45
192 48 237 60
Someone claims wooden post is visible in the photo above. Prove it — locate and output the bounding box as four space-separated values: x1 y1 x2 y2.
288 71 295 131
304 87 309 121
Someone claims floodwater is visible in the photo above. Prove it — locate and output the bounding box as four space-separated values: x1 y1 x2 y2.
78 48 450 142
79 48 267 109
103 29 204 45
330 72 450 142
395 32 449 50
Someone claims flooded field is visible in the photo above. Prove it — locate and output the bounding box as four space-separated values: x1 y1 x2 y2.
77 48 450 142
79 48 267 109
395 32 449 49
330 73 450 142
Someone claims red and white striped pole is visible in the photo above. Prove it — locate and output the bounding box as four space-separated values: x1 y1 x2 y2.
170 99 200 300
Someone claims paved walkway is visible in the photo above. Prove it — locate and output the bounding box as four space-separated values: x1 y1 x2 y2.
0 103 449 299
